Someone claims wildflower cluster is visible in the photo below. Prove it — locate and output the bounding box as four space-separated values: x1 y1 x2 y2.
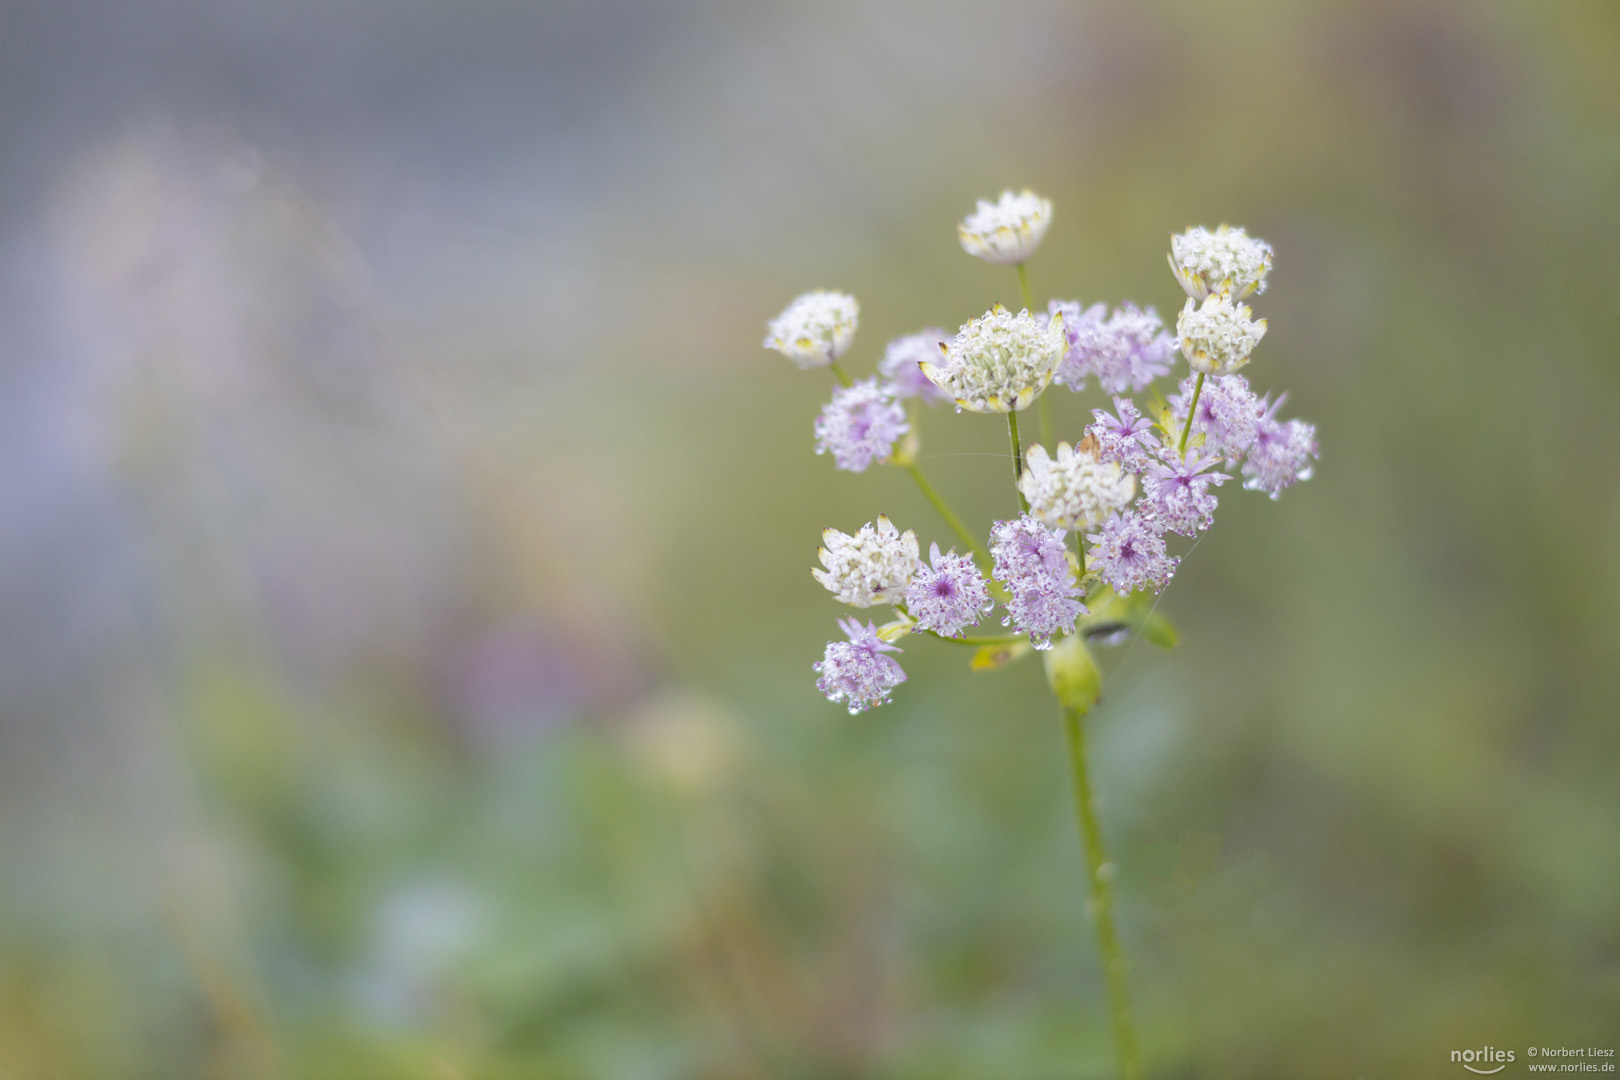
765 200 1318 714
770 196 1320 1078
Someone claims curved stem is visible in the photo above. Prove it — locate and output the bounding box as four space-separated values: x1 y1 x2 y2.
1014 261 1049 456
1063 706 1142 1080
922 630 1025 647
903 462 987 567
829 360 853 389
1008 411 1029 513
1176 371 1205 455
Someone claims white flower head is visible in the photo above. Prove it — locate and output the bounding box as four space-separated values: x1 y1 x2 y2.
958 189 1053 265
812 515 920 608
1019 439 1137 532
764 290 859 369
1169 225 1273 300
1176 294 1267 376
920 304 1066 413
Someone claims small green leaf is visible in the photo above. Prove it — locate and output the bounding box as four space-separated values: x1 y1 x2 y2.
876 615 915 643
1043 633 1102 714
971 639 1031 671
1118 589 1178 650
1079 587 1178 651
1136 610 1179 649
1144 386 1177 442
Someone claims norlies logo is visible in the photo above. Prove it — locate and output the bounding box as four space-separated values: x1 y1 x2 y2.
1453 1046 1516 1074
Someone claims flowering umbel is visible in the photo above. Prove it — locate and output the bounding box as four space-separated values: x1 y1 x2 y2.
1169 224 1273 300
921 304 1067 413
1177 293 1266 376
812 516 920 608
769 203 1313 713
776 197 1318 1080
958 189 1053 265
764 290 859 369
1019 441 1135 532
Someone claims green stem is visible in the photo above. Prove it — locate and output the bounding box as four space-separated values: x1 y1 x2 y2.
922 630 1026 647
1008 411 1029 513
904 462 988 567
1177 371 1205 455
1016 261 1034 313
829 360 853 389
1076 528 1087 577
1063 707 1143 1080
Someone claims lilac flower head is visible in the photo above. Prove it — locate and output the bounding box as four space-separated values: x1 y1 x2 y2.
814 378 909 472
1086 397 1156 474
1047 300 1107 391
1048 301 1174 395
1097 303 1176 394
904 542 993 638
1242 397 1319 499
878 329 953 404
990 514 1071 582
990 515 1085 649
1171 373 1259 461
814 618 907 714
1140 446 1229 536
1002 580 1086 651
1086 511 1178 595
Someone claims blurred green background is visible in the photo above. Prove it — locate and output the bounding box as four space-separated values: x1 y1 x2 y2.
1 0 1617 1076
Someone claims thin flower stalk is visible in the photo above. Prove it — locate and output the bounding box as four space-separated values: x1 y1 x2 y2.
1066 706 1142 1080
